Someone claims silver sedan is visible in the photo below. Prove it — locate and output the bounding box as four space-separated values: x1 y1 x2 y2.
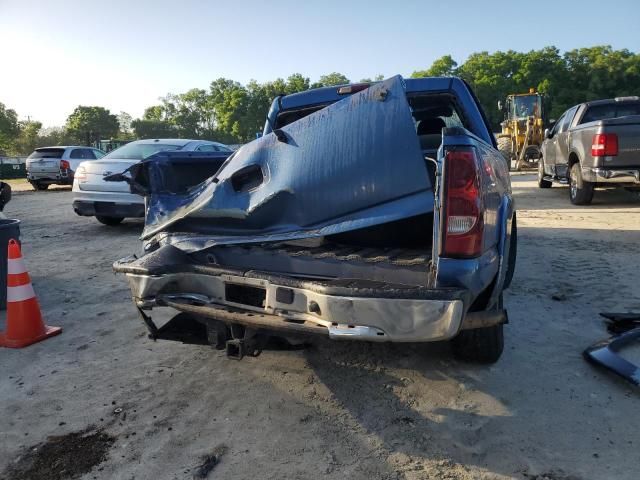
72 139 232 225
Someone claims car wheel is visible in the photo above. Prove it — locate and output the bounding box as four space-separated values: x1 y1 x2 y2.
451 322 504 364
569 163 593 205
497 136 512 171
31 182 49 191
537 158 552 188
96 216 124 226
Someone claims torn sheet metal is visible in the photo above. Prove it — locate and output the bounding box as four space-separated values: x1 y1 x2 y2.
584 328 640 387
584 313 640 387
139 76 433 245
112 151 232 197
600 312 640 334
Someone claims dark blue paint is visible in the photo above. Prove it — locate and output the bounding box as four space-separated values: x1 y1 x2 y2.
142 76 434 242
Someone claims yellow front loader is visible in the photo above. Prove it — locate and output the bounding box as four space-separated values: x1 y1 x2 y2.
496 89 545 171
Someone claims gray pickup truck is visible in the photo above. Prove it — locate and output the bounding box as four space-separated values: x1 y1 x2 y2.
539 97 640 204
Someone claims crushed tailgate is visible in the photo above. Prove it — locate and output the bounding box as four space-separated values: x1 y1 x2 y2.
134 76 433 246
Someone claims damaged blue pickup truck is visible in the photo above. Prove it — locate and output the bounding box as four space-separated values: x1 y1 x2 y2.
113 75 516 363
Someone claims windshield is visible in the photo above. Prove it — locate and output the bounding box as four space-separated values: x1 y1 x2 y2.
511 95 541 118
28 148 65 159
103 142 183 160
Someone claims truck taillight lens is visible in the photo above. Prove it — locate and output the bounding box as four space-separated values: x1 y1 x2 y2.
75 166 86 182
60 160 70 170
442 148 484 258
591 133 618 157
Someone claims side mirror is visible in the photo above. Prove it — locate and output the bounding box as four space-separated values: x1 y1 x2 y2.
544 128 550 139
497 100 503 111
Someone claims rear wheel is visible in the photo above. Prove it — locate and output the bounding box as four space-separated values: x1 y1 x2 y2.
451 322 504 363
96 216 124 226
31 182 49 191
497 136 512 171
537 158 552 188
569 163 593 205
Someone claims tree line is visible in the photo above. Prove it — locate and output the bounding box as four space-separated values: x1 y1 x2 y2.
1 45 638 155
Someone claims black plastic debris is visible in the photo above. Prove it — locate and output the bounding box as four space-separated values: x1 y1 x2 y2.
583 312 640 387
600 312 640 334
192 445 227 479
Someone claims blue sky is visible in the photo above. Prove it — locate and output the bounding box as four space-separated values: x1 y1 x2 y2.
1 0 638 126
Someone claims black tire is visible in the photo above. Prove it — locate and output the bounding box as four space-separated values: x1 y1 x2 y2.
31 182 49 191
569 163 593 205
96 216 124 226
537 158 552 188
452 323 504 363
497 136 512 171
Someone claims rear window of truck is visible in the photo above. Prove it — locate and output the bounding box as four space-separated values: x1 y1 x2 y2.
580 102 640 124
274 93 466 135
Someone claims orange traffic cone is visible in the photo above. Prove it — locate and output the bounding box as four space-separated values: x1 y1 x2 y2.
0 239 61 348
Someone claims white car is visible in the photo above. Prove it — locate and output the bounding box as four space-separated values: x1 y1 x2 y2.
72 139 232 225
26 146 106 190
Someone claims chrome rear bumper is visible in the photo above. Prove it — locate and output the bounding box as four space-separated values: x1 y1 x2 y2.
114 255 483 343
584 167 640 184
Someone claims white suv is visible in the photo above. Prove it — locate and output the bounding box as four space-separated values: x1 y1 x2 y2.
26 146 105 190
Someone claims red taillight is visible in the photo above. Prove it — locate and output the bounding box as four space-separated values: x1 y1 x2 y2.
60 160 70 170
442 148 484 258
591 133 618 157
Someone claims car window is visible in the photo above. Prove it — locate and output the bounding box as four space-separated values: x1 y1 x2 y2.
215 144 233 152
70 148 96 160
28 148 65 159
581 102 640 124
196 144 217 152
550 113 565 135
559 107 578 133
93 149 106 159
103 142 183 160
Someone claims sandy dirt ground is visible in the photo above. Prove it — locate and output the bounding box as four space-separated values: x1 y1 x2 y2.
0 176 639 480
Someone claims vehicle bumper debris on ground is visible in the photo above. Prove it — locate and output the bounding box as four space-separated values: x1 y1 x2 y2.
584 312 640 387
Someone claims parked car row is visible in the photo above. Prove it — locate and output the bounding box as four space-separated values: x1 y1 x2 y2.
25 139 233 225
538 96 640 204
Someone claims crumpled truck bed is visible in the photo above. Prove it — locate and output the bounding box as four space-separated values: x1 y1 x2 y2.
130 75 434 250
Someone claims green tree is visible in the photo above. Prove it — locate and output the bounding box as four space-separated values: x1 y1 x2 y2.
131 46 640 141
284 73 310 94
412 55 458 78
117 111 134 138
0 102 19 155
36 127 73 148
312 72 350 88
65 106 119 145
143 105 166 121
14 120 42 154
131 119 177 139
208 78 250 142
